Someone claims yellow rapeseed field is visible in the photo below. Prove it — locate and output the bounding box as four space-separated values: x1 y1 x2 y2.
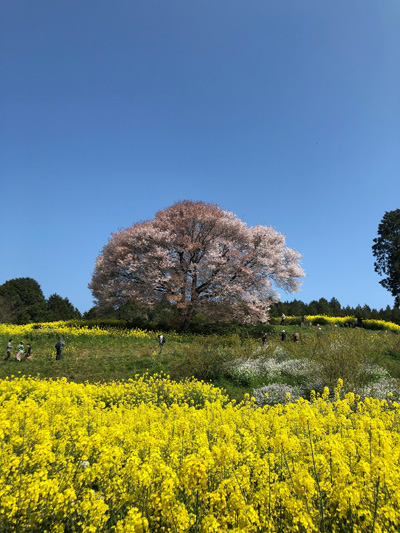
306 316 400 332
0 322 183 340
1 376 400 532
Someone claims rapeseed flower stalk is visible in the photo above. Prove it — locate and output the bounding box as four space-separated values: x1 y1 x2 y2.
1 376 400 531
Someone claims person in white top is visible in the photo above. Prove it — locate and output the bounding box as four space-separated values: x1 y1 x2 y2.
158 334 166 354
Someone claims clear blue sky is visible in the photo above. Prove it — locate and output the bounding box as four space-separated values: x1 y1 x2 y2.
1 0 399 313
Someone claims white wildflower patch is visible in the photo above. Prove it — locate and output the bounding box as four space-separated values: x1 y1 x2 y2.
357 378 399 401
226 358 265 383
253 383 305 406
227 347 398 406
362 364 392 381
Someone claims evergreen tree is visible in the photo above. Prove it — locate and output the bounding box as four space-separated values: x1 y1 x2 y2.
354 305 364 318
307 300 319 315
329 297 342 316
47 294 81 321
316 298 330 315
287 299 305 316
362 304 372 319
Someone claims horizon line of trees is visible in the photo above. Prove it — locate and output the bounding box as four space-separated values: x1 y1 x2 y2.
269 297 400 324
83 295 400 329
1 277 400 327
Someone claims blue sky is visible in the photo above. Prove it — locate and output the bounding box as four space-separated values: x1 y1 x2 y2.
1 0 399 313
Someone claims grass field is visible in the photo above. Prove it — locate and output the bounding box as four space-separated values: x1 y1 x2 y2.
1 320 400 402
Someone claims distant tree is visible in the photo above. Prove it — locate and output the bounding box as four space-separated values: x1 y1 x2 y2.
392 307 400 324
381 305 393 322
341 305 352 317
47 294 81 321
307 300 319 315
83 306 101 320
354 304 364 319
0 278 48 324
362 304 372 319
285 299 305 316
269 301 285 318
329 297 341 316
316 297 330 315
89 200 305 327
372 209 400 308
0 293 22 324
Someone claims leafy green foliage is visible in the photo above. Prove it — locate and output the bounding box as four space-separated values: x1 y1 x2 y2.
47 294 81 321
0 278 49 324
373 209 400 308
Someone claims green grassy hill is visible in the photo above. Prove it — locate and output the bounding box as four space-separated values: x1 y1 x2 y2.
1 320 400 402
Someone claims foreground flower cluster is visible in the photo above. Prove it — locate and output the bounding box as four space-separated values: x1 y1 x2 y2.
1 376 400 532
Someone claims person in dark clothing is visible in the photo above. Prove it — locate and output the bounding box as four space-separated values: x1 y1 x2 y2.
24 343 32 361
281 330 286 341
55 338 65 360
293 331 300 342
4 339 12 361
262 332 268 345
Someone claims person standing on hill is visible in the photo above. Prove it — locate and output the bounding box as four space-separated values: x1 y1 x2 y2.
281 330 286 341
55 338 65 360
16 342 24 361
24 343 32 361
293 331 300 342
158 334 166 354
262 332 268 345
4 339 12 362
280 314 286 325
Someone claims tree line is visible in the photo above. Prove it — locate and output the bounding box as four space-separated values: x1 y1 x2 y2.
0 278 81 324
269 297 400 324
1 277 399 328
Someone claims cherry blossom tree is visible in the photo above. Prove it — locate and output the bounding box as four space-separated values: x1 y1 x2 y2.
89 200 305 326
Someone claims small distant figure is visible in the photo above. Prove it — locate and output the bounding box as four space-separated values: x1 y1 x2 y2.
100 321 105 329
280 314 286 325
16 341 24 362
301 315 306 328
293 331 300 342
158 334 166 354
281 330 286 341
55 338 65 360
317 327 323 338
24 343 33 361
356 317 363 328
4 339 12 362
262 332 268 345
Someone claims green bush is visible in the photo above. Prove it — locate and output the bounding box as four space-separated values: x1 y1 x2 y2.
310 329 386 391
